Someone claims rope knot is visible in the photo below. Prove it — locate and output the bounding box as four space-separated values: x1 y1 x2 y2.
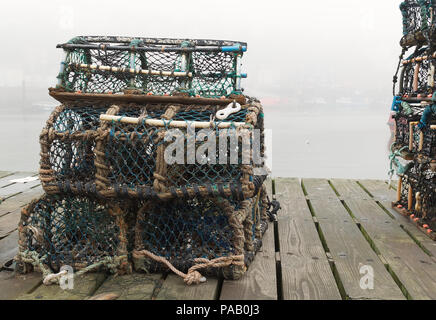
184 270 206 285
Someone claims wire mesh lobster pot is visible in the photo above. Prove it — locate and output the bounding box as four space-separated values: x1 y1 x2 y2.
16 194 136 275
56 36 247 98
400 0 435 36
40 97 266 202
132 183 269 280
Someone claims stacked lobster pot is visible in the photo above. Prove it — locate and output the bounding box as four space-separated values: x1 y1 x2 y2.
16 36 276 284
391 1 436 239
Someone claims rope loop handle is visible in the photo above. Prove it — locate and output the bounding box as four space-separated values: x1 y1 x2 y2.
133 249 244 285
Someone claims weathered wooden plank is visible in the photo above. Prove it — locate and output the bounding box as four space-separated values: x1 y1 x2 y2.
274 177 305 201
0 179 41 200
17 273 107 300
358 180 436 258
275 178 341 300
330 179 371 200
0 171 13 179
357 179 395 202
0 185 43 217
0 185 44 239
0 172 37 189
91 273 162 300
303 179 405 300
345 197 436 300
302 178 337 200
0 230 18 268
219 179 277 300
0 271 42 300
156 274 219 300
0 207 20 238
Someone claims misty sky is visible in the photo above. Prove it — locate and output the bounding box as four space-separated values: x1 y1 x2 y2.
0 0 403 177
0 0 402 108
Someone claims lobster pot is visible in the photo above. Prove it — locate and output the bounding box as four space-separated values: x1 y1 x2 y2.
39 104 106 194
39 103 151 195
56 36 246 98
396 160 426 208
39 99 265 200
398 173 436 231
132 185 269 280
395 161 436 225
400 54 431 96
393 109 436 157
400 0 435 37
16 194 135 274
393 105 423 152
396 173 418 210
94 99 266 201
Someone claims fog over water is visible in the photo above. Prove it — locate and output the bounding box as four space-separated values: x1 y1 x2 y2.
0 0 401 179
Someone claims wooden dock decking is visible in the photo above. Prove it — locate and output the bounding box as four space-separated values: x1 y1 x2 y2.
1 171 436 300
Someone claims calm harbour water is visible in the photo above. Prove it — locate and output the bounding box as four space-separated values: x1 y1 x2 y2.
0 98 391 180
